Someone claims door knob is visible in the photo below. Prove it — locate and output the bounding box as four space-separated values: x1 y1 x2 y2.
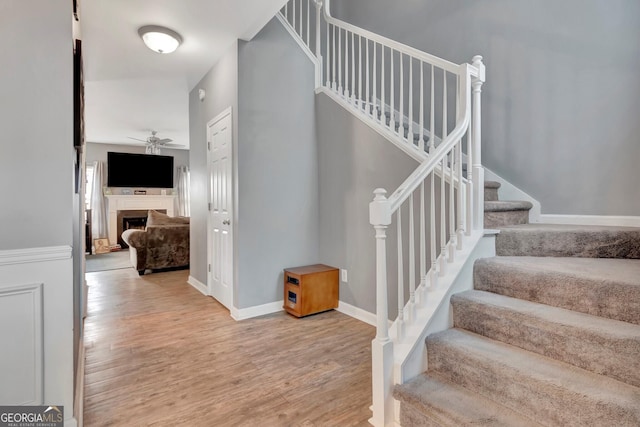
222 219 231 225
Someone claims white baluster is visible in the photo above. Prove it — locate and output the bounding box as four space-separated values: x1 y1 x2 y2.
332 25 336 90
419 61 424 151
419 181 426 297
284 3 288 22
430 171 438 288
466 123 474 237
390 50 395 131
457 141 465 249
429 65 435 153
314 0 322 89
306 0 310 46
408 56 414 145
299 0 303 37
373 43 377 118
358 36 363 108
292 0 296 34
344 30 350 99
399 53 404 138
408 192 415 321
396 207 404 340
326 21 330 87
439 156 447 276
351 32 356 103
366 39 370 113
448 147 456 262
443 71 448 141
338 28 342 95
381 46 385 124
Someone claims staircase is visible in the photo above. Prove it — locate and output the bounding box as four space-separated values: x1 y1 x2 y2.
394 182 640 426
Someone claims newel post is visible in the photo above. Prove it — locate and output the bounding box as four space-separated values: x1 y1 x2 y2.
369 188 394 427
471 55 486 230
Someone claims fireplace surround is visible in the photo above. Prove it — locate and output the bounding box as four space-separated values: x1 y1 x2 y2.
105 195 176 246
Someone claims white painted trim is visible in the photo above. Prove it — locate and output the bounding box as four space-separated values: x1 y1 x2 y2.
0 282 43 405
0 245 72 266
187 275 208 296
484 168 542 222
230 301 283 321
336 300 376 327
537 214 640 227
74 337 85 427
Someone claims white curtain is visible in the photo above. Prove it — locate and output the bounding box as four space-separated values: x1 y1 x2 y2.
176 165 191 217
90 161 108 239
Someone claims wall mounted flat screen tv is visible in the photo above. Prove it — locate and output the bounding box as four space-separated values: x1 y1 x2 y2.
107 152 174 188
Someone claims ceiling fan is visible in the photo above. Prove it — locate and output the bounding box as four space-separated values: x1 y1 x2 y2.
127 131 183 154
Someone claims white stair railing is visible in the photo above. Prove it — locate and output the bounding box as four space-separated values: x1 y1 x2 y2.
279 2 485 426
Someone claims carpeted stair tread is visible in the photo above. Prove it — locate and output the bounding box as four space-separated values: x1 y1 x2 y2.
452 290 640 387
496 223 640 258
394 372 541 426
474 256 640 324
427 328 640 427
484 181 501 202
484 200 533 212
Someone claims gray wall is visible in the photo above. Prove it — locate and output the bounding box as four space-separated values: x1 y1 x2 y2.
236 18 319 309
317 93 418 314
189 41 239 286
333 0 640 216
0 1 74 250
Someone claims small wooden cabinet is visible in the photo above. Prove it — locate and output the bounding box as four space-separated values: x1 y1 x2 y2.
283 264 339 317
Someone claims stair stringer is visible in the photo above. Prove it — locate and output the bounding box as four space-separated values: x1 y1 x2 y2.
390 231 495 388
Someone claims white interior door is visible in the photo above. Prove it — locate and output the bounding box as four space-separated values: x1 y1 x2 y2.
207 108 233 309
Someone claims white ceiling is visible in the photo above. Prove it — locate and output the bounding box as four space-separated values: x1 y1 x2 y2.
81 0 287 149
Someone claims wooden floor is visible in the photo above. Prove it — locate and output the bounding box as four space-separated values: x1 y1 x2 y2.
83 268 375 426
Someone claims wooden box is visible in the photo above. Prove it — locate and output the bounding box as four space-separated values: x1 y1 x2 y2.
283 264 339 317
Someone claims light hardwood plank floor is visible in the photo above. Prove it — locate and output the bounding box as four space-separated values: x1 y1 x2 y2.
83 268 375 426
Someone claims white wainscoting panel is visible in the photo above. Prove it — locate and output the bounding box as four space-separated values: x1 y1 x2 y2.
0 283 43 405
0 246 75 426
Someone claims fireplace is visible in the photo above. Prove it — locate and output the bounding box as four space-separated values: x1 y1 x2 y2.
116 209 166 248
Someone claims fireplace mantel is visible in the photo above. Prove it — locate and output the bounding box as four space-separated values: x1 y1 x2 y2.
105 195 176 245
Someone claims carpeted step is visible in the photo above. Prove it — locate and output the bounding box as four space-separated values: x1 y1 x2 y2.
484 180 500 202
473 256 640 324
452 290 640 387
484 200 532 228
427 328 640 427
393 372 541 426
496 223 640 258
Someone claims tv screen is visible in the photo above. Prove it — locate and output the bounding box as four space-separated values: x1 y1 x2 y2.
107 152 174 188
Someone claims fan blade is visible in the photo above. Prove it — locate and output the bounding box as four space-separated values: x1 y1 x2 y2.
162 143 184 148
128 136 149 143
157 138 173 144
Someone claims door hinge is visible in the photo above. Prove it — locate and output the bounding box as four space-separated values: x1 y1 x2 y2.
208 264 211 273
207 141 211 151
208 202 212 211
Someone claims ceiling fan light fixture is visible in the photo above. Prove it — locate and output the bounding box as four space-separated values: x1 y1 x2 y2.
138 25 182 54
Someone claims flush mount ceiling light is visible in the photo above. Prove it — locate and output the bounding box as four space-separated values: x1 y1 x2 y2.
138 25 182 54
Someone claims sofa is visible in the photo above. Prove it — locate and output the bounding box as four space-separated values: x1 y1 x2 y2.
121 210 190 275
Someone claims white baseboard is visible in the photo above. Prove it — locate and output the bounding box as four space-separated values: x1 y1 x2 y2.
336 300 377 327
230 301 284 321
537 214 640 227
74 337 85 427
187 275 208 296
